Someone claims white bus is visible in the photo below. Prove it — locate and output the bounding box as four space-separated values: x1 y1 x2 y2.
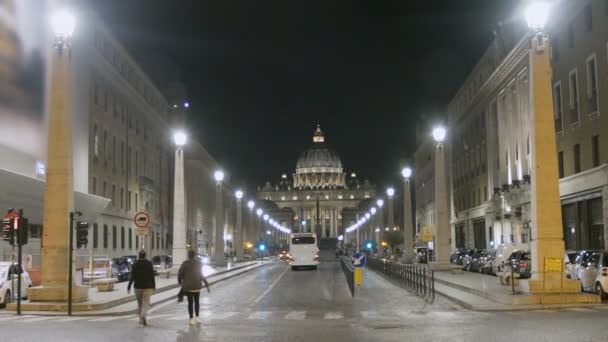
289 233 319 270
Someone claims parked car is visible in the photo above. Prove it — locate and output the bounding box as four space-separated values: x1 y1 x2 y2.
110 257 131 282
564 250 578 279
572 250 600 280
416 247 433 264
462 249 481 270
450 249 467 264
123 255 138 265
0 262 32 307
467 250 489 273
503 250 532 279
83 257 111 284
455 249 474 266
152 255 173 274
480 250 497 275
495 244 529 273
579 251 608 300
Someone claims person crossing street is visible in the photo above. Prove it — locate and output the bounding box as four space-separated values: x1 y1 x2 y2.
127 250 156 326
178 249 210 325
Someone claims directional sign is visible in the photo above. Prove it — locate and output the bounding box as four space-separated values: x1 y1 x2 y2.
422 226 433 242
351 252 366 268
134 211 150 228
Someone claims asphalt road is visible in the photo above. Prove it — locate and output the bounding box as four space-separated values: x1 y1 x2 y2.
2 259 608 342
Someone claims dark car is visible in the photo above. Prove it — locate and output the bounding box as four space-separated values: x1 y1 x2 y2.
455 249 474 266
152 255 173 274
110 257 131 282
504 250 531 279
451 249 467 264
467 250 488 273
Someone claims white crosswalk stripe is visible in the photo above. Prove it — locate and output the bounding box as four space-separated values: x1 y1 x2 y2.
17 316 57 323
89 316 129 322
323 312 343 320
248 311 272 320
55 317 90 322
0 315 33 321
594 306 608 310
565 307 595 312
360 311 385 320
284 311 306 320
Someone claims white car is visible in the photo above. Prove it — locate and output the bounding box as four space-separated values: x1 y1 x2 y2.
579 251 608 300
0 262 32 307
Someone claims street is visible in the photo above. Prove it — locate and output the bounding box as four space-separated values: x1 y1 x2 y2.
2 259 608 342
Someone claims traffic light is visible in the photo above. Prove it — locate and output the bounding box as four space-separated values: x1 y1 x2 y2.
2 218 14 245
76 221 89 248
258 243 266 252
17 218 28 246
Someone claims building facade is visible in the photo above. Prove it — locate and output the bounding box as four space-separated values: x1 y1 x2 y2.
257 126 376 239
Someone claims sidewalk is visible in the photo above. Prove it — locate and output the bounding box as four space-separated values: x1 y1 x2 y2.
6 259 267 314
432 270 602 311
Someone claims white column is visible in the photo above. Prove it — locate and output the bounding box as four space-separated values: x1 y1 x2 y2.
214 183 225 266
172 148 187 266
432 142 451 268
235 199 243 260
402 178 414 263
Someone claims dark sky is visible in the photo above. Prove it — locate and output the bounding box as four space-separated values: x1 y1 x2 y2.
84 0 521 191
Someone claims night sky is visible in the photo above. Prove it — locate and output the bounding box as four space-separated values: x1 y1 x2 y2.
84 0 521 191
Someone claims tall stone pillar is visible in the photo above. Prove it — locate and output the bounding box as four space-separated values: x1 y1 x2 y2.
235 198 243 261
388 197 394 231
520 35 579 294
214 183 225 266
432 140 451 269
402 178 414 263
29 37 88 302
171 146 187 267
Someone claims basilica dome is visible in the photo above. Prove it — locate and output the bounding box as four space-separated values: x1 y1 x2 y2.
293 125 346 189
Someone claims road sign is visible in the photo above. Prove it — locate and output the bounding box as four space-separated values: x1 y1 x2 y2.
355 268 363 286
422 226 433 242
133 211 151 228
351 252 366 268
136 227 149 236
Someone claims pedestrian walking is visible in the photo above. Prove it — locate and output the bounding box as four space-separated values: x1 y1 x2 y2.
127 250 155 326
178 249 210 325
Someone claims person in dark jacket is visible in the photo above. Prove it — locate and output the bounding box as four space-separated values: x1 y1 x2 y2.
178 249 210 325
127 250 155 326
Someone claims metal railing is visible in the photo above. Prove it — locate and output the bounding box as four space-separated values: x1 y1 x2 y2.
339 257 355 298
367 257 435 300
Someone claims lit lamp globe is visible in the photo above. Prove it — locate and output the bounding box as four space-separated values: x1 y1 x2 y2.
365 213 371 219
235 190 244 200
256 209 263 217
370 207 377 215
214 170 225 183
386 187 395 198
432 126 447 143
263 214 269 222
247 200 255 210
377 199 384 208
173 131 187 148
50 9 76 39
525 1 551 30
401 167 412 179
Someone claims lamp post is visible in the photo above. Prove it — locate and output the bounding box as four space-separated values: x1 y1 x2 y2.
431 125 450 269
263 214 270 251
234 190 244 261
386 188 395 233
518 1 579 294
376 199 384 244
29 9 88 303
214 170 225 266
247 200 255 247
171 131 188 268
256 208 263 241
370 206 377 242
401 167 414 263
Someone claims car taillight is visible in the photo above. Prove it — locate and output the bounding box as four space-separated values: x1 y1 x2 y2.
520 261 528 269
602 267 607 276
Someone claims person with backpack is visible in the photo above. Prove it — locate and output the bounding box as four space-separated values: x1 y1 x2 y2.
178 249 210 325
127 250 156 326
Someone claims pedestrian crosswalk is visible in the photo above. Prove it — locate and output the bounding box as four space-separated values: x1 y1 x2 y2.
0 306 606 324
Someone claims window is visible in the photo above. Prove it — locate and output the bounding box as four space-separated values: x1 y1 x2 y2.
569 70 579 124
93 224 98 248
103 224 108 248
554 82 563 132
135 193 138 212
120 188 124 209
593 135 600 167
135 151 138 176
120 141 125 173
112 225 117 249
128 228 132 249
574 144 581 173
112 184 116 208
121 226 125 249
92 177 97 195
103 130 108 162
558 151 564 178
586 55 599 114
112 136 116 170
584 4 592 32
568 22 574 48
93 125 99 158
94 82 99 105
128 191 132 211
102 181 107 198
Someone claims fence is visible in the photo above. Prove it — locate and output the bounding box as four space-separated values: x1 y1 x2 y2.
339 256 355 298
367 257 435 300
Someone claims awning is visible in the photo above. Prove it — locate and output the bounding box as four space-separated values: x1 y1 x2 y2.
0 168 110 224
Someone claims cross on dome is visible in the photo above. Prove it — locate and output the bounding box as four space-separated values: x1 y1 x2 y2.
313 124 325 143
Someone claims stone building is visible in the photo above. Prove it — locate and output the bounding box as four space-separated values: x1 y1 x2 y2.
257 125 376 239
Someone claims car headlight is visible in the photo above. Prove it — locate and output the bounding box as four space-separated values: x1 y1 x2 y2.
202 257 210 264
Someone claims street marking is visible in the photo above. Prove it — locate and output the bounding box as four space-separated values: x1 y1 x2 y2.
323 312 343 320
251 267 289 306
360 311 383 319
0 315 33 321
248 311 272 320
594 306 608 310
18 316 56 323
565 308 595 312
532 310 556 313
55 317 90 322
284 311 306 320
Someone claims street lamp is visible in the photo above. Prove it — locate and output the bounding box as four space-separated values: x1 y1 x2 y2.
524 1 551 31
376 199 384 208
386 187 395 197
432 126 447 144
50 9 76 46
256 209 263 217
370 207 377 215
263 214 269 221
173 131 187 148
386 188 395 236
214 169 225 266
247 200 255 210
402 166 414 263
234 189 244 261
